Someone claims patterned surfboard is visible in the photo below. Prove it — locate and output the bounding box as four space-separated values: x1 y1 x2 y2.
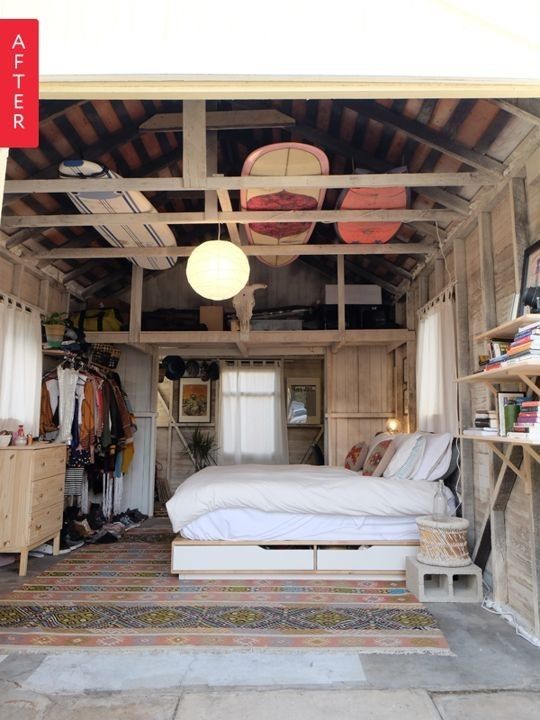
240 143 329 267
59 159 177 270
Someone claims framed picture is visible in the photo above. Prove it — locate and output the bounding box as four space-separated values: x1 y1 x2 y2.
518 239 540 315
287 377 321 425
178 378 211 423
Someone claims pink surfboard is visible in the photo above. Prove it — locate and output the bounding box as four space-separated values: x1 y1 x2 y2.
335 167 409 244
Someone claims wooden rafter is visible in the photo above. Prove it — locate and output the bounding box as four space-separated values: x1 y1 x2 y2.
493 99 540 127
345 100 505 176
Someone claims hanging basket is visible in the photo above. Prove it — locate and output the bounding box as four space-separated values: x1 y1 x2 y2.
89 343 121 370
44 323 65 348
416 516 471 567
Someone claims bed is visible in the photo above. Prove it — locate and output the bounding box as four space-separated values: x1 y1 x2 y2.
166 432 458 578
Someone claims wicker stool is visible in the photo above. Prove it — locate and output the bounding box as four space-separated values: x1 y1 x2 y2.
416 516 471 567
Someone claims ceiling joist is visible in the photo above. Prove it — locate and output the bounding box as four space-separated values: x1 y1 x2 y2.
3 171 489 195
3 208 461 230
36 242 433 261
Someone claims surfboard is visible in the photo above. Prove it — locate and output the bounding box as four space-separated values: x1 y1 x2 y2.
240 143 329 267
59 159 177 270
335 167 409 244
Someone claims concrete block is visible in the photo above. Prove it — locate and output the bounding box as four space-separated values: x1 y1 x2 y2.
406 556 483 602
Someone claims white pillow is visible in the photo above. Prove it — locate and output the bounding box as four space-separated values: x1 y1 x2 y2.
383 433 426 480
412 432 453 481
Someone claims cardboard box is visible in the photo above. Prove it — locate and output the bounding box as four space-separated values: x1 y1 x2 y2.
200 306 223 331
325 284 382 305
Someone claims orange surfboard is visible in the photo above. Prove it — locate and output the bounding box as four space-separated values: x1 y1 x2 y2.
335 168 409 244
240 143 329 267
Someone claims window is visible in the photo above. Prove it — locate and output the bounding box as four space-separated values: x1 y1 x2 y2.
219 363 288 464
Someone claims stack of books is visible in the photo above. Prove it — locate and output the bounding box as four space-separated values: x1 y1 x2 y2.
507 400 540 442
486 338 511 370
505 320 540 364
483 320 540 371
470 409 499 435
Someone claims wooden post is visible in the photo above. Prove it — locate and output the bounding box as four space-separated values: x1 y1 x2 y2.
182 100 206 188
454 236 475 543
337 254 345 333
478 211 509 597
508 177 531 291
11 265 23 297
478 212 497 330
205 131 218 221
405 283 417 433
128 265 144 343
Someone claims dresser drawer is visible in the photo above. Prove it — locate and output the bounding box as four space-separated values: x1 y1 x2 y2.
28 502 63 544
32 446 66 480
31 474 65 511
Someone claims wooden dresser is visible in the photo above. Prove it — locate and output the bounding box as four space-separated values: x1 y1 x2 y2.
0 443 66 575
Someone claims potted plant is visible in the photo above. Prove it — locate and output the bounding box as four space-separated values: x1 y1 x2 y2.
187 426 218 471
42 311 67 348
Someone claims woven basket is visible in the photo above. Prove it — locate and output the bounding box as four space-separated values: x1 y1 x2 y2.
416 516 471 567
89 343 121 370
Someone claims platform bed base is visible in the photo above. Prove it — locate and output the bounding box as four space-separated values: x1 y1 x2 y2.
171 538 419 578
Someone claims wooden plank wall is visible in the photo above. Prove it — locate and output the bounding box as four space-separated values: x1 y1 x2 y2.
0 255 67 313
135 256 327 313
326 346 394 465
417 173 540 632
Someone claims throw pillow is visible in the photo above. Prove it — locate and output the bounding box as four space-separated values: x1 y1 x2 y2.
344 442 369 472
343 442 369 472
362 439 395 477
413 432 453 481
383 432 426 480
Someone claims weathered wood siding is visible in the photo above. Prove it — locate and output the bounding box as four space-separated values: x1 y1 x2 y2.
326 346 394 465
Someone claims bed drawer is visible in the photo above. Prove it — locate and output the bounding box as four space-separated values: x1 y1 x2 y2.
316 544 418 572
172 543 315 573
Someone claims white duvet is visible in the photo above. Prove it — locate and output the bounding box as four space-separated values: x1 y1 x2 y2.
166 464 442 533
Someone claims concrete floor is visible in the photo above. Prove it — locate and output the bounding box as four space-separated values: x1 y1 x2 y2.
1 546 539 719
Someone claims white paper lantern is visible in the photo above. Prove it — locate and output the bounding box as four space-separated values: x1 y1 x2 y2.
186 240 250 301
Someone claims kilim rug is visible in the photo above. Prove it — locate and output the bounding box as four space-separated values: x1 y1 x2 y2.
0 526 451 653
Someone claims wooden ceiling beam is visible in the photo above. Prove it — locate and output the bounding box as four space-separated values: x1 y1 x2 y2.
37 242 432 261
3 171 488 194
493 99 540 127
62 260 103 283
139 108 296 133
79 271 129 299
4 208 460 230
345 101 505 177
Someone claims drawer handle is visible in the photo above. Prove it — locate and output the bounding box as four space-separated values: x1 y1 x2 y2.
38 493 43 499
41 461 46 467
35 524 42 530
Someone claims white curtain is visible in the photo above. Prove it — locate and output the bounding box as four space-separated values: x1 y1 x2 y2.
416 287 459 435
219 363 288 465
0 296 43 436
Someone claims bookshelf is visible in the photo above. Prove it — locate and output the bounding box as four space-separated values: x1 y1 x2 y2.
458 315 539 628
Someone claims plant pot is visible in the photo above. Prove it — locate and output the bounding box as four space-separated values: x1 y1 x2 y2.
44 323 65 348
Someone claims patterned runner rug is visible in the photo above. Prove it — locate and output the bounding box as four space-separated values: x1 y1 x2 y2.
0 527 451 653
